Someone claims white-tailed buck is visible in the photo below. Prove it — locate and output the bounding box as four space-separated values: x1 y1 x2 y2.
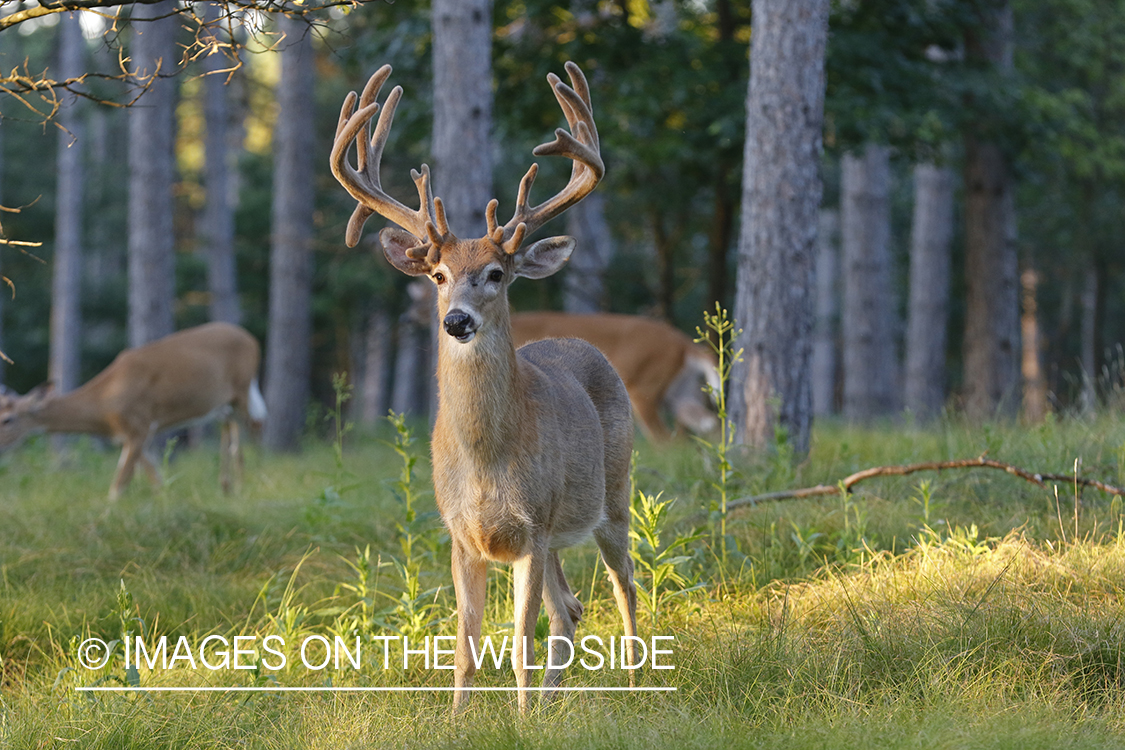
0 322 266 499
511 311 721 441
331 62 637 712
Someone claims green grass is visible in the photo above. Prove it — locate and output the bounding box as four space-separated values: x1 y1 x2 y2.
3 415 1125 747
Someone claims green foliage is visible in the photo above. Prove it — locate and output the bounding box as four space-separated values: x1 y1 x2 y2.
384 411 442 570
629 490 703 628
826 0 975 156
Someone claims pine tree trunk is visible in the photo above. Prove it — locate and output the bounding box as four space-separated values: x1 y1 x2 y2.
728 0 829 455
262 17 315 451
563 193 614 313
202 3 240 325
962 0 1019 419
841 144 897 420
360 306 390 426
390 315 431 419
1080 263 1098 412
1020 268 1047 423
127 1 178 347
432 0 492 238
904 163 954 419
51 13 86 396
812 208 838 416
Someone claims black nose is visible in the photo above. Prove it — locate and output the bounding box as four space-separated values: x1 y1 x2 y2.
443 310 475 337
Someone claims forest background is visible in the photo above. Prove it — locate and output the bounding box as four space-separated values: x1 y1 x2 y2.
0 0 1122 450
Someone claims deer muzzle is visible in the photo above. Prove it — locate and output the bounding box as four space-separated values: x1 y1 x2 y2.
443 309 478 343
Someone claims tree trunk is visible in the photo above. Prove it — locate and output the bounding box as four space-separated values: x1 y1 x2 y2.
390 318 430 419
841 144 897 421
390 280 434 419
127 1 178 347
962 1 1019 420
904 163 954 420
728 0 829 456
51 13 86 397
202 3 240 325
1020 268 1047 423
262 17 315 451
811 208 838 417
432 0 492 237
360 306 391 426
1079 263 1098 412
563 193 614 313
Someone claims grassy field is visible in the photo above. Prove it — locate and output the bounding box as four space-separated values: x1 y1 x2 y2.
3 412 1125 748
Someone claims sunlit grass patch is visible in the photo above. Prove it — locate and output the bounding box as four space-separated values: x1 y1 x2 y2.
3 416 1125 746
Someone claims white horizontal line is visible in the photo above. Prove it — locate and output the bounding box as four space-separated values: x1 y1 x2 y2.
76 686 676 693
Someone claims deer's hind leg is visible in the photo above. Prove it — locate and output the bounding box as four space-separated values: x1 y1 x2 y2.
541 550 583 695
593 511 638 686
219 417 242 493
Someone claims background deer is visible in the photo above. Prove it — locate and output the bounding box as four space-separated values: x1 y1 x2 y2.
0 322 266 500
511 311 722 440
331 61 637 711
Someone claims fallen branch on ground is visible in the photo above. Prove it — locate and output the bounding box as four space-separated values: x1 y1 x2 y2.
727 457 1125 511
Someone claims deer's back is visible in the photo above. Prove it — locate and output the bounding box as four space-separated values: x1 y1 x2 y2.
512 311 694 400
90 323 260 431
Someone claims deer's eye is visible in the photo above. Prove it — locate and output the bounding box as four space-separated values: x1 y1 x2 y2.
488 269 504 283
433 272 446 284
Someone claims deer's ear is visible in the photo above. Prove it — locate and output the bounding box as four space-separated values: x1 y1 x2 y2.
513 236 575 280
379 227 433 277
25 381 54 407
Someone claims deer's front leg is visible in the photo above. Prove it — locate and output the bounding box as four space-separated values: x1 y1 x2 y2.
451 539 488 712
511 546 546 714
110 439 145 500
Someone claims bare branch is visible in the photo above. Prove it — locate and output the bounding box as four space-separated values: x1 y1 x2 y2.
726 456 1125 511
0 0 368 33
0 0 384 119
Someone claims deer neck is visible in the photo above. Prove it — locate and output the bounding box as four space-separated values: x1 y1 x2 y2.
435 309 529 462
35 384 111 435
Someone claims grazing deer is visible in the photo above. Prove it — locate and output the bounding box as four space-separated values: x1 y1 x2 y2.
331 62 637 712
0 322 266 499
511 311 721 441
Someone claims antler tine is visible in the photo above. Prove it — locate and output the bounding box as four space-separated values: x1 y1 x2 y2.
543 63 599 153
485 199 503 243
355 65 392 175
335 90 357 142
499 62 603 249
330 66 441 248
